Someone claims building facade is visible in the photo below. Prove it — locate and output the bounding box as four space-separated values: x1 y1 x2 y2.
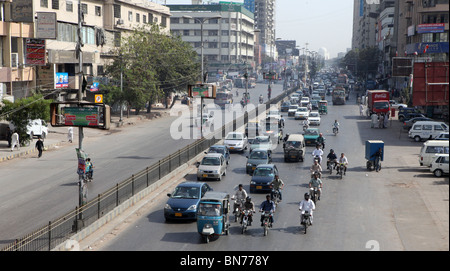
254 0 275 61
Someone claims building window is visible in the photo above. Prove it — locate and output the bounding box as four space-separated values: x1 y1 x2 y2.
194 42 202 48
208 30 218 36
66 1 73 12
136 13 140 23
128 11 133 22
161 16 167 27
194 30 201 36
221 30 229 36
81 3 87 15
52 0 59 10
171 17 179 24
183 30 190 36
209 18 219 24
183 18 190 24
114 32 121 47
221 55 229 61
208 42 218 48
95 6 101 16
143 15 147 23
221 42 229 48
113 4 121 18
148 13 154 23
41 0 48 8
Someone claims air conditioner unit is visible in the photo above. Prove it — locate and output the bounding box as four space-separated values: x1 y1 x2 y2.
116 19 124 25
11 53 19 68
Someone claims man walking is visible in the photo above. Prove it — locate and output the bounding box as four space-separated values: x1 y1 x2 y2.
35 137 44 158
10 131 19 151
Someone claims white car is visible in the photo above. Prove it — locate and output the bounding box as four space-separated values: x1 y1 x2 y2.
10 119 49 139
300 97 310 103
288 105 299 116
308 111 321 125
294 107 309 120
430 154 449 177
434 132 449 140
389 100 408 110
224 132 248 152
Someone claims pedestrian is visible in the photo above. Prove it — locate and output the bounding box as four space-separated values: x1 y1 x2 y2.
359 104 364 116
6 127 12 147
68 127 73 143
378 114 384 129
384 112 389 128
371 113 378 128
11 131 19 151
35 137 44 158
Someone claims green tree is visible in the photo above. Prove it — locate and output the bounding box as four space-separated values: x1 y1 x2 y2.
0 94 52 145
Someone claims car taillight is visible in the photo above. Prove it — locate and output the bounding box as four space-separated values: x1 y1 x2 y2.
421 156 423 161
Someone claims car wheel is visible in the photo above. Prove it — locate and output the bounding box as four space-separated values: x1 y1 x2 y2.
399 116 404 122
434 169 443 177
414 136 421 142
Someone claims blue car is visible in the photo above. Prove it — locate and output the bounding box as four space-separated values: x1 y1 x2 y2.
164 182 212 221
250 164 279 193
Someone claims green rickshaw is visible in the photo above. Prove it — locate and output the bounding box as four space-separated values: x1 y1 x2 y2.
319 100 328 115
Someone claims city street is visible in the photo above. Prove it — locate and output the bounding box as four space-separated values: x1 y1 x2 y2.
83 90 448 251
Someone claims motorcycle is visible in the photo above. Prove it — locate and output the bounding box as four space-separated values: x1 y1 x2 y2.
333 127 339 136
233 199 244 222
86 170 93 182
271 189 281 206
241 210 253 234
303 123 309 132
336 163 345 179
313 155 321 165
261 211 273 236
327 160 336 174
309 187 319 204
300 210 312 234
310 170 322 179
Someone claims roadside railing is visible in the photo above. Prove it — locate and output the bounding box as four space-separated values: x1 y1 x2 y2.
1 84 298 251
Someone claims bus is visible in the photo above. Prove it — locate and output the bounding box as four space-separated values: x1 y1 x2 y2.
214 91 233 109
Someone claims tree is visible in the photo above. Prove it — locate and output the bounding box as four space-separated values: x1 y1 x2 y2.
0 94 52 145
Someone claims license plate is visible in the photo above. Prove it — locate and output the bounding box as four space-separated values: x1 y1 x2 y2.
256 186 262 190
252 167 256 170
291 155 296 158
203 174 208 177
230 147 234 149
175 213 182 217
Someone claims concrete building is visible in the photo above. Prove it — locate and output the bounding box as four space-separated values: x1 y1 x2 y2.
352 0 380 50
0 0 170 101
254 0 275 61
168 4 256 77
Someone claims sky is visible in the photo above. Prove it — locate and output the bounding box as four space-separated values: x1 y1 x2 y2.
160 0 354 59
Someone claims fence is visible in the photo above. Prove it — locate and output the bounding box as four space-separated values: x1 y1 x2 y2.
1 85 297 251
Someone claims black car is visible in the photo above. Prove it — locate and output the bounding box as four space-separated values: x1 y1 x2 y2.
402 117 432 130
399 112 426 122
280 101 291 112
398 108 420 121
250 164 279 193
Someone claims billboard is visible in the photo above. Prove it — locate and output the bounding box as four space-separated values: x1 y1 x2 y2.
188 84 217 98
63 107 100 127
417 23 445 34
36 12 57 39
55 72 69 88
25 39 46 66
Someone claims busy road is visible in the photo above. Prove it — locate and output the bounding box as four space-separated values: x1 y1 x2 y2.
93 89 447 251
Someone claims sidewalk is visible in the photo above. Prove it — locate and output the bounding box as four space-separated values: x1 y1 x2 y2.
0 106 173 163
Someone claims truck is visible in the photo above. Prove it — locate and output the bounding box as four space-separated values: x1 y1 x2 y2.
366 90 390 116
332 87 346 105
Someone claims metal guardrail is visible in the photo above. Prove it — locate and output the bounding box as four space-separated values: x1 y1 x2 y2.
1 85 298 251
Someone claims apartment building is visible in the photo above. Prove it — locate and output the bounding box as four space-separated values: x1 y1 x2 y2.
0 0 170 101
168 4 256 77
352 0 379 50
254 0 275 60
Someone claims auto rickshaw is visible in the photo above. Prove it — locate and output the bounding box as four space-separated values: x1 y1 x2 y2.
365 140 384 171
196 191 230 243
319 100 328 114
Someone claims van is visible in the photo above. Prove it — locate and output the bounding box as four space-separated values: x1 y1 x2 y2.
430 154 449 177
283 134 306 162
418 140 449 167
409 121 449 142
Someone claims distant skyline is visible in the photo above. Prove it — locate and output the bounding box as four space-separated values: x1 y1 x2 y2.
160 0 354 58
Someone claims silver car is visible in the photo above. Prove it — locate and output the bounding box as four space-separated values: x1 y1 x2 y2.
224 132 248 152
196 153 227 181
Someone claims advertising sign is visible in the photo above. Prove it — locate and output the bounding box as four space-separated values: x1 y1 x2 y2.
36 12 57 39
188 84 216 98
63 107 100 127
55 72 69 88
417 23 445 34
25 39 46 66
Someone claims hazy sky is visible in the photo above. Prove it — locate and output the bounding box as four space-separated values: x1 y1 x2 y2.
160 0 354 58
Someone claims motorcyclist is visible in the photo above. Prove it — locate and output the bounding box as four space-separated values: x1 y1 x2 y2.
259 94 264 104
333 120 340 133
270 175 284 202
259 195 275 227
232 184 248 218
299 193 316 225
85 158 94 182
302 119 310 131
326 149 338 170
317 133 325 150
243 196 255 226
337 153 349 175
311 144 324 164
309 172 323 200
310 160 322 179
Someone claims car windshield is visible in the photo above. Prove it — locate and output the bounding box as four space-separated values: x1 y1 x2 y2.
226 134 243 140
298 108 307 112
201 157 221 165
253 137 270 143
289 106 298 110
198 203 222 216
310 113 319 117
172 186 199 199
286 141 301 148
249 151 268 159
305 129 319 136
253 167 274 177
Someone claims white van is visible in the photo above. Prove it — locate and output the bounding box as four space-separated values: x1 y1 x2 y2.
430 154 449 177
409 121 449 142
418 140 449 166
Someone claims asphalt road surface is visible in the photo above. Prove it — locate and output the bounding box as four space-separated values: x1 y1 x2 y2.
93 90 448 251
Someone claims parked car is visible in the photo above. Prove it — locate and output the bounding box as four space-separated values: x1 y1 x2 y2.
196 153 228 181
308 111 321 126
208 145 230 164
294 107 309 120
224 132 248 152
409 121 449 142
250 164 279 193
398 108 420 121
10 119 49 139
435 132 449 140
430 154 449 177
246 148 272 175
303 128 320 146
280 101 291 112
389 100 408 109
402 117 432 131
164 182 212 221
418 140 449 166
400 112 426 122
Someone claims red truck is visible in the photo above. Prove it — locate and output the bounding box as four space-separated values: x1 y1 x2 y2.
367 90 390 115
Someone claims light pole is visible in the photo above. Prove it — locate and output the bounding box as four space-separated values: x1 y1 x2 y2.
182 15 222 138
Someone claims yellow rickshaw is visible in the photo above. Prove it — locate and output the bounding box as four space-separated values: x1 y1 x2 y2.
319 100 328 115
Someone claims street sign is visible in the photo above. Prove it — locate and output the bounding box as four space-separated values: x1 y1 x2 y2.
188 84 217 99
95 94 103 103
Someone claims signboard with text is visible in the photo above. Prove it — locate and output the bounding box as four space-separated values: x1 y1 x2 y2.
188 84 217 99
25 39 46 66
63 107 100 127
55 72 69 88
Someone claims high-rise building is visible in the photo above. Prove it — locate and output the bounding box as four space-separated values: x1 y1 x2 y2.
352 0 380 50
254 0 276 61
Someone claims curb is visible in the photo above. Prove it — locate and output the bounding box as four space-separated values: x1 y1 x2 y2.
0 142 65 162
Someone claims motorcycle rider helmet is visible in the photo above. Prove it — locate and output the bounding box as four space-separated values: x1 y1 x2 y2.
246 196 251 202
